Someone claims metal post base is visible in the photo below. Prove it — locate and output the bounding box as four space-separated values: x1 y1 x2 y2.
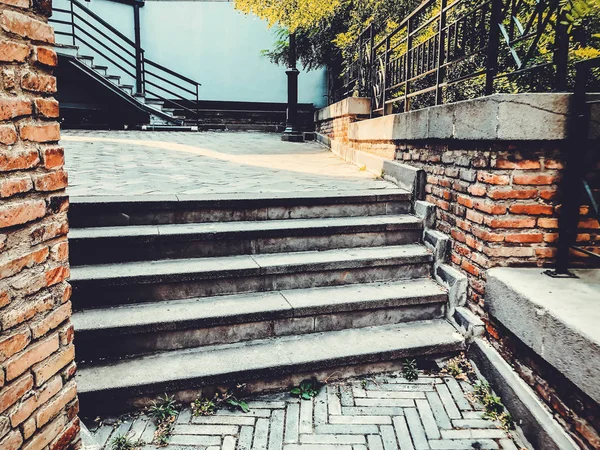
543 269 578 279
281 129 304 142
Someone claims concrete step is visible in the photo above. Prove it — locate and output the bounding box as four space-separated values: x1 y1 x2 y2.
69 215 423 264
68 189 411 228
70 244 434 308
76 319 464 414
73 279 448 359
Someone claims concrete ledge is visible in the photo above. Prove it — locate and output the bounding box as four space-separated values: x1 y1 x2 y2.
382 161 426 200
469 338 579 450
314 97 371 122
348 93 600 141
486 268 600 405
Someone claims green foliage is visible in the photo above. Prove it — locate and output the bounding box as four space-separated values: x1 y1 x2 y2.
234 0 342 32
443 353 476 382
561 0 600 34
402 359 419 381
290 379 322 400
191 397 216 417
473 382 515 430
110 434 137 450
148 394 178 423
225 397 250 413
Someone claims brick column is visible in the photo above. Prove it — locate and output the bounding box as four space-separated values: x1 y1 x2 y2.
0 1 79 450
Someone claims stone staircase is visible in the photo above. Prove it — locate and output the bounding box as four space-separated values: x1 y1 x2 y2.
55 44 197 130
68 190 465 415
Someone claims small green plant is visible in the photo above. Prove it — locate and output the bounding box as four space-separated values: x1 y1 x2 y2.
225 396 250 413
153 419 175 447
148 394 178 422
290 379 322 400
110 434 137 450
443 354 475 382
191 397 216 417
473 382 515 430
402 359 419 381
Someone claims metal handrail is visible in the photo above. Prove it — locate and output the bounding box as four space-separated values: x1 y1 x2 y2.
50 0 201 124
332 0 568 114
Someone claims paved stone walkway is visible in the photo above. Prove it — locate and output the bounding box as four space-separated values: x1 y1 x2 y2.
87 371 524 450
62 131 393 197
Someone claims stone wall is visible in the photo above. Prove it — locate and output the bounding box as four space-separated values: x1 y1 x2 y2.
0 2 79 450
315 94 600 449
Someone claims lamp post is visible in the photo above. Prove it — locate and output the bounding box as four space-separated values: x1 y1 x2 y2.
281 32 304 142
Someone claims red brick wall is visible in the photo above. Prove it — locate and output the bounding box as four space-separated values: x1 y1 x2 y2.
0 2 79 450
396 142 599 313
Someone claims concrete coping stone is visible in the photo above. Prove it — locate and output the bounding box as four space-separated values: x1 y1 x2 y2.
486 267 600 405
342 93 600 142
314 97 371 122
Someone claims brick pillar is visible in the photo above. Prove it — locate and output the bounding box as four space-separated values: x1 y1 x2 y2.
0 1 80 450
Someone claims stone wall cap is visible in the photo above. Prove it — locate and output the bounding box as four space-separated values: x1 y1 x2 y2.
315 97 371 122
347 93 600 142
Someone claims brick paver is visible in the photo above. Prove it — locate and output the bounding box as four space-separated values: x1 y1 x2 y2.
88 372 525 450
62 131 394 196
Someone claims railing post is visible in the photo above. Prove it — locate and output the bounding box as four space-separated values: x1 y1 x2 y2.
195 83 199 126
404 18 413 112
70 0 76 46
551 62 590 276
485 0 502 96
369 24 375 117
133 2 144 96
554 10 570 92
382 36 390 115
435 0 447 105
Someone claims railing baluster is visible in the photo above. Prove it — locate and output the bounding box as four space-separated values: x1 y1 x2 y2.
436 0 447 105
485 0 502 95
70 0 75 46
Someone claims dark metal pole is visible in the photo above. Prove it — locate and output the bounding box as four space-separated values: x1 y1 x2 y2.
435 0 447 105
282 32 303 142
133 3 144 96
548 62 591 277
485 0 502 96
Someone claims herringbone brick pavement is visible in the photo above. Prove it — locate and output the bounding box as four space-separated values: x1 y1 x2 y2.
89 372 525 450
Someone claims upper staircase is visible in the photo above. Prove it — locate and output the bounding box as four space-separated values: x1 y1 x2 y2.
68 190 465 415
50 0 201 130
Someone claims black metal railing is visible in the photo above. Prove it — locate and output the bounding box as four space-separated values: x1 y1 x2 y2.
332 0 570 114
50 0 200 122
550 56 600 276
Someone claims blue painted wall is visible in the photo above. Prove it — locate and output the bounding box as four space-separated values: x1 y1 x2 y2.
54 0 327 107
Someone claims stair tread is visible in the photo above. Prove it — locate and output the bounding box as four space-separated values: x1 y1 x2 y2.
76 319 463 394
73 279 447 333
70 244 432 282
69 215 422 240
70 188 409 207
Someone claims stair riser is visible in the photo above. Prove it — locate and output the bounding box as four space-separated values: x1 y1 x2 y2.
70 230 422 265
75 302 446 360
69 201 411 228
72 263 432 309
77 343 463 416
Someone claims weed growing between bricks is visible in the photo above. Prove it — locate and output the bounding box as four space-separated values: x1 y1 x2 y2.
88 359 527 450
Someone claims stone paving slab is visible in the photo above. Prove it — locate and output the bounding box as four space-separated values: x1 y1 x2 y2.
62 131 394 196
87 371 526 450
